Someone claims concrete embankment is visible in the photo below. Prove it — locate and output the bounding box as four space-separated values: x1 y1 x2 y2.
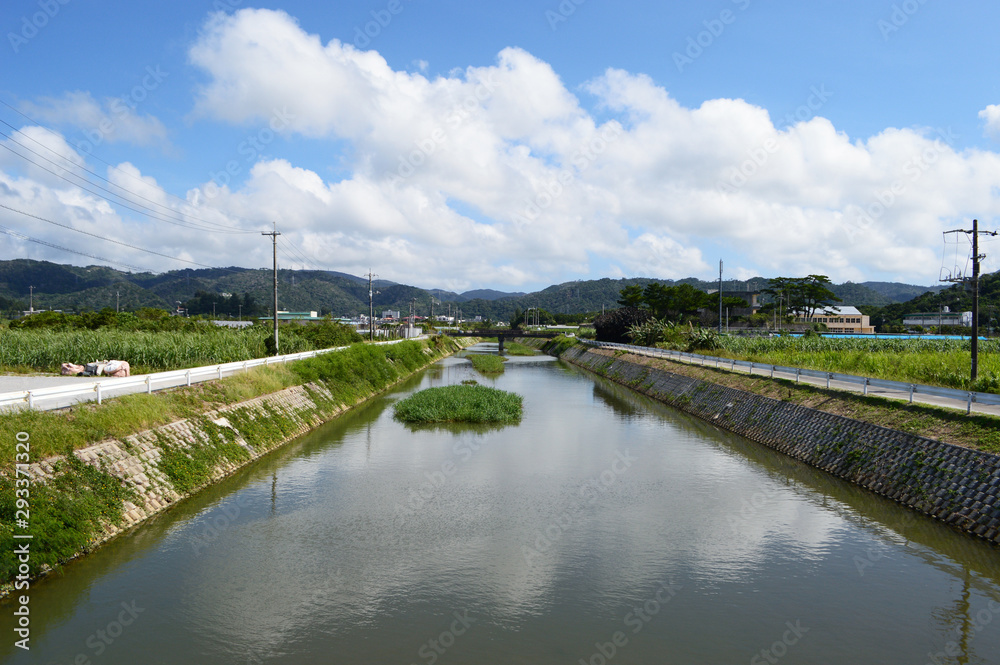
545 342 1000 545
3 338 476 592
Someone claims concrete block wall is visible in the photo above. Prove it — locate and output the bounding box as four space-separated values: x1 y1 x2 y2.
561 345 1000 545
24 381 340 545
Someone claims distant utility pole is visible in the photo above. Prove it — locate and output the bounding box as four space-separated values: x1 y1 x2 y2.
718 259 723 333
116 291 120 313
28 285 33 313
262 225 281 354
943 219 998 381
365 271 379 341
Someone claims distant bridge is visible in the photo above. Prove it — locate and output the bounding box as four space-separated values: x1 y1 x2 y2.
441 329 560 352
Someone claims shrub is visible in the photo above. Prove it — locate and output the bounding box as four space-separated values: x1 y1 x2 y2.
594 307 653 343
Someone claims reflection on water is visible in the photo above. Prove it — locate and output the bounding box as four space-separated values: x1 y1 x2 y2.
3 344 999 664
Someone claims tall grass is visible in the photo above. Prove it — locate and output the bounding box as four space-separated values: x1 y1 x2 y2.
393 385 523 423
714 336 1000 393
0 328 315 373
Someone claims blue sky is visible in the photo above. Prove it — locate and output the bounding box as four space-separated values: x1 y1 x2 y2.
2 0 1000 294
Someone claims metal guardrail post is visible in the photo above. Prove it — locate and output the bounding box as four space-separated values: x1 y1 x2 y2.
968 393 974 415
796 368 800 383
749 362 754 376
146 376 152 394
217 366 223 379
731 359 736 371
908 385 914 403
186 371 191 387
826 373 832 389
863 378 869 396
243 362 248 373
27 391 34 410
770 365 775 379
96 383 102 405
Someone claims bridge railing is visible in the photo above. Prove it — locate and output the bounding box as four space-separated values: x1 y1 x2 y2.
582 339 1000 414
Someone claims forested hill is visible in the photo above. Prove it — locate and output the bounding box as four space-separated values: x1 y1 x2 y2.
863 272 1000 328
0 259 949 321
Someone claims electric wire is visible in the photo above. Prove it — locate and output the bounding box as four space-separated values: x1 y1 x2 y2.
0 202 222 269
0 122 256 235
0 141 254 235
0 98 258 234
0 223 151 272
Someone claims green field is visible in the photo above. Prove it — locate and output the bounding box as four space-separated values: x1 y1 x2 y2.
393 384 523 424
0 327 323 373
713 336 1000 393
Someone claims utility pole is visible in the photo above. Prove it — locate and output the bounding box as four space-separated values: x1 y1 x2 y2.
29 285 33 313
718 259 723 333
943 219 998 381
365 271 379 341
262 225 281 354
409 298 416 337
116 291 120 313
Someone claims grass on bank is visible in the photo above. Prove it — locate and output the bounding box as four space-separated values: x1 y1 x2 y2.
589 347 1000 455
504 342 539 356
393 384 523 424
0 337 466 462
468 353 506 374
713 336 1000 394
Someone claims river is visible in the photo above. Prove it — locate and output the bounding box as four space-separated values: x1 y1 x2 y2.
3 343 1000 664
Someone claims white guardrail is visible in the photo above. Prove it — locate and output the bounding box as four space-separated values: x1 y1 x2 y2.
584 340 1000 414
0 338 418 413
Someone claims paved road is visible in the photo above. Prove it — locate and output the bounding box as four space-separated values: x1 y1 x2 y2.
0 366 262 412
614 348 1000 418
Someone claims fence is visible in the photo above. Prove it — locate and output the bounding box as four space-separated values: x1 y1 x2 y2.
584 340 1000 414
0 338 417 413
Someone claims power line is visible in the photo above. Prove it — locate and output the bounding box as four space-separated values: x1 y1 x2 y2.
0 202 223 269
0 98 259 235
0 223 151 272
0 122 256 235
0 141 254 235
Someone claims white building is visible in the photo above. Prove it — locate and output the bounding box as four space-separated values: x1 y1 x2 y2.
795 306 874 334
903 309 972 328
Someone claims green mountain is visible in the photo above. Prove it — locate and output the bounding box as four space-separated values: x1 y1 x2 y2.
1 259 969 323
864 272 1000 328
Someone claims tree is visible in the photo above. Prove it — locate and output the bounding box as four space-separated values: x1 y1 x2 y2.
594 306 653 343
617 285 645 308
763 275 841 318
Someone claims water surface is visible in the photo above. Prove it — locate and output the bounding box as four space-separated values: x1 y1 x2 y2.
3 344 999 664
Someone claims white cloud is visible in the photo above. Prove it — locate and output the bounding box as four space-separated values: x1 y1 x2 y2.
980 104 1000 138
21 91 169 151
4 8 1000 291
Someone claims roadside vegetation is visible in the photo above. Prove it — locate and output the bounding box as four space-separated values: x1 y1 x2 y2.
1 308 362 373
468 353 506 374
597 281 1000 394
712 336 1000 393
393 384 523 424
589 346 1000 455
